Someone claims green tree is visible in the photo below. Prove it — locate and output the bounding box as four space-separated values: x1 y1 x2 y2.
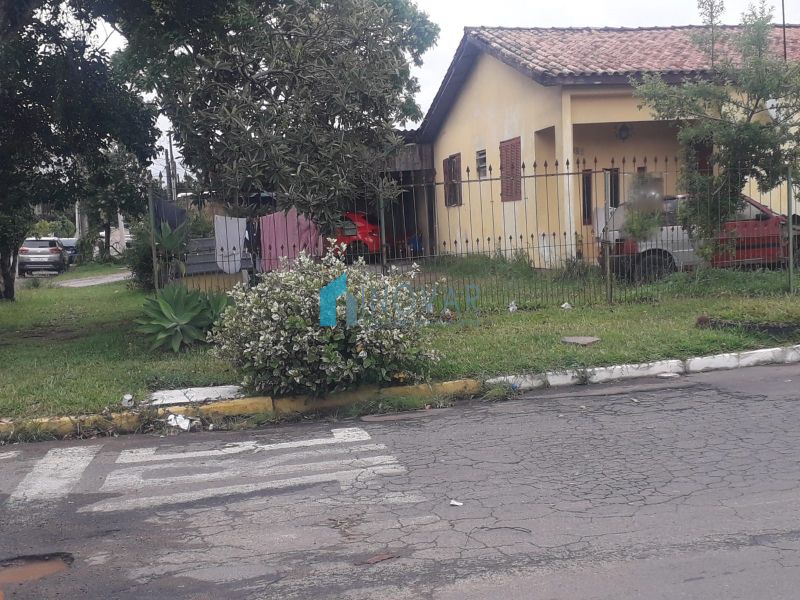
102 0 438 227
633 0 800 242
0 1 157 300
78 146 150 259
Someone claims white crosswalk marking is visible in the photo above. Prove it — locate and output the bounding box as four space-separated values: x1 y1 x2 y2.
5 428 409 513
115 426 371 463
102 443 389 491
9 445 101 503
79 464 405 513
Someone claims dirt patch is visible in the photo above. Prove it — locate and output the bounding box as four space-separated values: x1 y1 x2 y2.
4 322 128 345
697 316 800 338
15 329 83 341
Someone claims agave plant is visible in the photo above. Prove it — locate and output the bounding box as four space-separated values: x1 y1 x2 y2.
136 284 229 352
204 289 231 323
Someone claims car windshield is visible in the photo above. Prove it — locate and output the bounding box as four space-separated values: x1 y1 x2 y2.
24 239 58 248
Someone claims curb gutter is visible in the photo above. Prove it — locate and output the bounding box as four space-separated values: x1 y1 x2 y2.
486 344 800 391
2 343 799 441
0 380 482 441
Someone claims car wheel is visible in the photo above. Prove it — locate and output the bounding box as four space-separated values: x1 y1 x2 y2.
18 270 26 278
634 252 675 283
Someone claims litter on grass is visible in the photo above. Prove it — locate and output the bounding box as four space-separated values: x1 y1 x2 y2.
166 414 193 431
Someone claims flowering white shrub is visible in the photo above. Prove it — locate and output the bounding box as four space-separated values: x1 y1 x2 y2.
210 246 439 396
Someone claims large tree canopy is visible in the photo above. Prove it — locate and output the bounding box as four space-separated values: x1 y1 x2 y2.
634 0 800 241
100 0 438 226
0 0 158 299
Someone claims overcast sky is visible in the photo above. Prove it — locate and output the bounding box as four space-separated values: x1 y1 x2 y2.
97 0 797 175
409 0 799 123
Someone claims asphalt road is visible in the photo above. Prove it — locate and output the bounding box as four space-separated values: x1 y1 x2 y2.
2 364 800 599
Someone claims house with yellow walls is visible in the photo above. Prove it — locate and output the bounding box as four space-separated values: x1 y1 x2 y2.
390 25 800 267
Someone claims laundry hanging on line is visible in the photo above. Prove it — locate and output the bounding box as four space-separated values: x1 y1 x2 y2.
214 215 248 274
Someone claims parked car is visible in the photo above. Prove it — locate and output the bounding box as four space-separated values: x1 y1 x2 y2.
335 211 382 262
18 237 68 275
601 195 800 282
60 237 79 264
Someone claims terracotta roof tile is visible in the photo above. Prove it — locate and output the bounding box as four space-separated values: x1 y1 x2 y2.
466 25 800 80
416 25 800 142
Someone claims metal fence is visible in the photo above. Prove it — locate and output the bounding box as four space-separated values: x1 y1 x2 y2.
384 157 797 308
155 156 798 306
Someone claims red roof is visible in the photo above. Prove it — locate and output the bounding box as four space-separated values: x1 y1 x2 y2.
415 25 800 142
467 25 800 81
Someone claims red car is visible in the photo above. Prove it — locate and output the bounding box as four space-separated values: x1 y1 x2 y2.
335 211 382 261
602 195 800 281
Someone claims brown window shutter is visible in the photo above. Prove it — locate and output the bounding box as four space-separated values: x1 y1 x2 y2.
500 137 521 202
443 153 462 207
443 157 451 206
453 153 462 206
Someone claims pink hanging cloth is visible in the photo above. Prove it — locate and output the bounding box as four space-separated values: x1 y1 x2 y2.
260 208 323 272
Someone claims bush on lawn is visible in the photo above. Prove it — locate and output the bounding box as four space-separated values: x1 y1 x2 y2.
126 222 155 290
137 284 229 352
126 220 190 290
210 247 439 397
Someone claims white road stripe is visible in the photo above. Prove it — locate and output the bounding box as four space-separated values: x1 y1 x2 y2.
80 464 406 513
9 445 101 503
0 451 20 461
116 427 371 464
102 444 389 491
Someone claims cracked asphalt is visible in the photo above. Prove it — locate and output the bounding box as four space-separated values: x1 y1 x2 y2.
2 364 800 599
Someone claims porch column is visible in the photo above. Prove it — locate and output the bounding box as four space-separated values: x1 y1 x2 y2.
557 91 577 256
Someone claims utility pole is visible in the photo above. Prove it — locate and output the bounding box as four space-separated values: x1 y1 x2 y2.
147 182 160 292
168 131 178 205
780 0 794 293
603 170 613 304
164 148 174 205
789 166 795 294
782 0 788 61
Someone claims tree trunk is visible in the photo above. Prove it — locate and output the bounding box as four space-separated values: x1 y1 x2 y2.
0 250 18 301
103 220 112 258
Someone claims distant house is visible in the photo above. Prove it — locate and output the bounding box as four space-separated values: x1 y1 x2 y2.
395 25 800 266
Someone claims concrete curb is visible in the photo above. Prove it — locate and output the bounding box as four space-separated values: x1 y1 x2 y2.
486 343 800 392
3 343 798 441
0 379 483 441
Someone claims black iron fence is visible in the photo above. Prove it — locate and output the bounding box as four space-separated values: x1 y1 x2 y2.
384 157 798 308
154 156 798 306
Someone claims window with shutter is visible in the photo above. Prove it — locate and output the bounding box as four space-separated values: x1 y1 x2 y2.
605 168 620 208
499 137 521 202
443 153 462 207
581 169 593 225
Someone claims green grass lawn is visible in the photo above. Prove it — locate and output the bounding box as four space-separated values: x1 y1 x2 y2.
429 296 800 380
0 282 236 419
413 254 795 309
1 270 799 420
